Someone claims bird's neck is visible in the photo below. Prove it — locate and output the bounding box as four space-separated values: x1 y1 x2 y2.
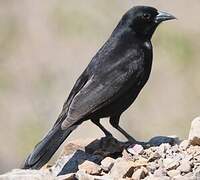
112 25 153 44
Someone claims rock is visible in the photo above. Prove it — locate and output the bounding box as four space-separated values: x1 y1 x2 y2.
184 172 194 178
179 140 190 150
177 160 191 173
127 144 144 155
153 168 167 177
50 150 102 176
167 169 180 177
189 117 200 146
100 157 115 172
163 158 180 170
3 122 200 180
148 136 178 147
194 165 200 178
135 157 148 166
60 142 84 157
148 162 159 173
0 169 52 180
173 175 190 180
85 136 124 157
55 173 76 180
158 143 171 156
132 167 148 180
109 158 136 178
122 149 133 160
148 152 161 162
78 161 102 175
144 175 170 180
76 170 111 180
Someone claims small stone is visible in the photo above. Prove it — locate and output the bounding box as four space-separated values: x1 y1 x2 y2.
78 160 102 175
194 165 200 177
148 152 161 162
148 162 159 173
122 149 133 160
158 143 171 155
194 154 200 163
127 144 144 155
154 168 167 177
184 172 195 180
173 175 190 180
177 160 191 173
76 170 110 180
60 142 84 157
179 140 190 150
187 145 200 155
189 117 200 146
132 167 148 180
170 144 179 153
109 159 136 178
163 158 180 170
144 175 170 180
167 169 180 177
101 157 115 172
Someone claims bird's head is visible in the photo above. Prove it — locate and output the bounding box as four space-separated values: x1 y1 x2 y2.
118 6 176 39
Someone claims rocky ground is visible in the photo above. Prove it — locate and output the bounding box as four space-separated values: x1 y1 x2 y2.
1 117 200 180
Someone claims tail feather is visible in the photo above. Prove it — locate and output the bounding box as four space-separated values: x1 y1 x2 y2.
23 125 76 169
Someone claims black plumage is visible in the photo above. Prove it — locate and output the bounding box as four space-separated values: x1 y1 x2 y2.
23 6 175 169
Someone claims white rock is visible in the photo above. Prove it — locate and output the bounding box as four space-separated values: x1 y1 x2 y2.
179 140 190 150
132 167 147 180
101 157 115 172
167 169 180 177
109 159 135 178
163 158 180 170
0 169 52 180
78 161 102 175
127 144 144 155
189 117 200 145
177 160 191 173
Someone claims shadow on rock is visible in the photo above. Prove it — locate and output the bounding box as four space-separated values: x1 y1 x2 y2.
53 135 179 176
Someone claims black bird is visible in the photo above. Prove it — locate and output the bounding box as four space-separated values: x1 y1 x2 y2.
23 6 175 169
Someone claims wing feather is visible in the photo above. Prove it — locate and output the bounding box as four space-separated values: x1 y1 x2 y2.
61 48 144 129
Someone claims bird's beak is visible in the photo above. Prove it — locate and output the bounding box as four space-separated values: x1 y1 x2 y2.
155 11 176 23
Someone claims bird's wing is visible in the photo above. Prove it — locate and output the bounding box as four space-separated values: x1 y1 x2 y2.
61 47 145 129
54 70 89 126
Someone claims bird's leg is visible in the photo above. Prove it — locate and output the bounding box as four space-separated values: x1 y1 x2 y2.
91 118 113 137
109 115 137 143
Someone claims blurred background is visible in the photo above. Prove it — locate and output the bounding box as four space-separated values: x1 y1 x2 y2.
0 0 200 173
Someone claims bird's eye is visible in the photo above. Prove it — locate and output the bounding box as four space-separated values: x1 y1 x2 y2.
143 13 151 20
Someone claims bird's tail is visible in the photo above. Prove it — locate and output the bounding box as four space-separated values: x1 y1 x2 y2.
23 124 76 169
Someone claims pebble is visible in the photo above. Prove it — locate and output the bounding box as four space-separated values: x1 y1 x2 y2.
101 157 115 172
153 168 167 177
177 160 191 173
148 152 161 162
78 160 102 175
163 158 180 170
179 140 190 150
109 159 135 178
132 167 148 180
167 169 180 177
127 144 144 155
